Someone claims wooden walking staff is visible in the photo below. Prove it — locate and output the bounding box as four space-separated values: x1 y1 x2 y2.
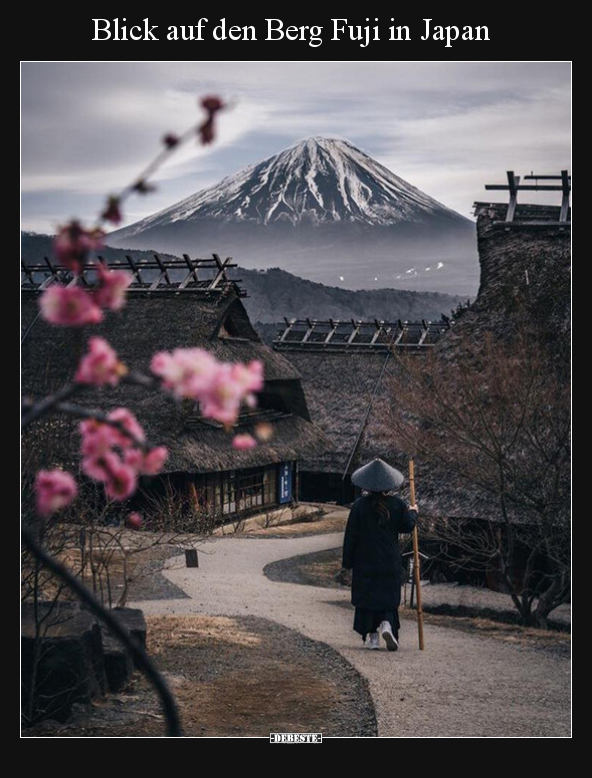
409 459 425 650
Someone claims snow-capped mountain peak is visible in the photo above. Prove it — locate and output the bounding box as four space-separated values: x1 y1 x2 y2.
115 136 468 237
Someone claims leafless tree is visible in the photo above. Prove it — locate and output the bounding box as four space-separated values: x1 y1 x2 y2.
386 330 570 628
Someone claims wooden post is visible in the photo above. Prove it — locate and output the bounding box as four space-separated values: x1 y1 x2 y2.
409 459 425 650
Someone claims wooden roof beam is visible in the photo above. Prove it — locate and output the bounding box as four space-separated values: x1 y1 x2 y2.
210 254 232 289
179 254 200 288
524 174 571 181
370 320 385 345
278 318 296 343
486 184 566 191
347 320 362 344
324 319 338 344
393 321 407 346
417 321 430 346
154 254 172 285
301 318 316 343
506 171 519 223
123 255 144 285
21 260 35 286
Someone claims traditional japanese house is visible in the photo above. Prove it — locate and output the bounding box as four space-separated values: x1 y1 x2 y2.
21 253 330 519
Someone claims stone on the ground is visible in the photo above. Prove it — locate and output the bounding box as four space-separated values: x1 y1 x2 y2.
21 601 106 723
100 607 148 691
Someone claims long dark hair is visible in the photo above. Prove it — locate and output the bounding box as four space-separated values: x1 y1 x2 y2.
369 490 390 524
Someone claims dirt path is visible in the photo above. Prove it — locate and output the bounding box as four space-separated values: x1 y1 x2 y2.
131 533 571 738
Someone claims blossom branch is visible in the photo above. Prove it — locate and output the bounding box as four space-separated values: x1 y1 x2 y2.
21 383 83 429
97 96 225 230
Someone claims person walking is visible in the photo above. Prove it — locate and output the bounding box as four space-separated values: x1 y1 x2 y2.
341 458 417 651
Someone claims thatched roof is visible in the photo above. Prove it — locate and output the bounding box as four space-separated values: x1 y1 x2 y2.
282 351 408 475
438 203 571 357
22 272 329 475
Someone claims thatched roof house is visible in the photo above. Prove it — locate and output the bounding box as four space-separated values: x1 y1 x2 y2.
22 254 329 517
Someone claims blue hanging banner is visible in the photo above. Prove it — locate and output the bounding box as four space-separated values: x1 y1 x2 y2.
278 462 292 504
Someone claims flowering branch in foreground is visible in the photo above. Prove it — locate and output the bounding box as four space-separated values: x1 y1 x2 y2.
27 94 268 517
151 349 264 425
22 94 259 737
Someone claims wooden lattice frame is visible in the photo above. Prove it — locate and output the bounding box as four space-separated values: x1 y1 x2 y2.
21 253 246 297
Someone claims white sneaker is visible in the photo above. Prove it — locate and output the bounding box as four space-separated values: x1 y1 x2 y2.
366 632 380 650
380 621 399 652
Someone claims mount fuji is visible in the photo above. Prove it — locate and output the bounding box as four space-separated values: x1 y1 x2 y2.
108 137 479 296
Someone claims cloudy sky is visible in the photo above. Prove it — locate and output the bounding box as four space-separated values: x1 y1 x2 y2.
21 61 571 234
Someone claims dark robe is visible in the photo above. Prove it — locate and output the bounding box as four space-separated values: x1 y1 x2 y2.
342 494 416 639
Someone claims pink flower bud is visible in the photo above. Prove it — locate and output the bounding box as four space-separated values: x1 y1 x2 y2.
163 133 180 149
54 221 104 272
232 433 257 450
198 95 225 145
35 469 77 517
101 196 123 225
104 459 137 501
142 446 168 475
95 264 133 311
127 512 142 529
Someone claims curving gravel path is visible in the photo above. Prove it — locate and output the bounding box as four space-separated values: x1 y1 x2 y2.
131 532 571 738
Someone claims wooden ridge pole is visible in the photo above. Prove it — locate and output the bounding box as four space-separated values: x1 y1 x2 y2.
409 459 425 650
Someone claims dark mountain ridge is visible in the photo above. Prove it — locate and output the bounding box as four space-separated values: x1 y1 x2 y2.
21 232 466 326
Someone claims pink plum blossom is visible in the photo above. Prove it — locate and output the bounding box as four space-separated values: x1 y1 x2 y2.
151 348 219 400
95 264 133 311
54 221 104 273
78 412 166 501
127 512 143 529
75 337 125 387
80 419 119 459
152 350 265 425
229 361 264 410
142 446 169 475
35 469 78 517
200 363 244 424
231 361 264 393
103 459 137 501
232 433 257 450
122 447 144 470
39 286 103 326
106 408 146 448
82 454 113 482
